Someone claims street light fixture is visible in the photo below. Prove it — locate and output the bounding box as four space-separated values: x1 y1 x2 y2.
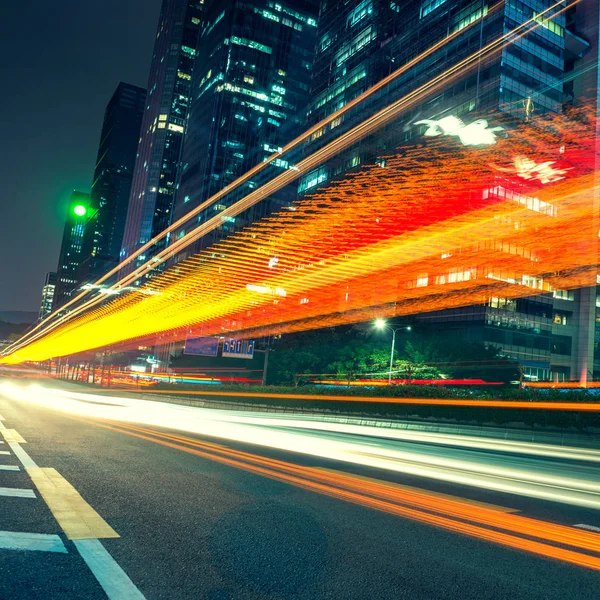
374 319 411 384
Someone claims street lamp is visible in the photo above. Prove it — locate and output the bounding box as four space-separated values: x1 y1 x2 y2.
374 319 411 384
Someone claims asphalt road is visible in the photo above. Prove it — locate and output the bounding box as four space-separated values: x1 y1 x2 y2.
1 378 599 599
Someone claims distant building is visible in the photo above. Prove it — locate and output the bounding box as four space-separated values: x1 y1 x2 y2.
53 191 91 311
172 0 319 252
38 272 57 320
120 0 204 273
78 83 146 284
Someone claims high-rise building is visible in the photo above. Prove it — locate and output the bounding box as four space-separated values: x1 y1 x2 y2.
296 0 596 383
38 272 57 320
301 0 565 194
120 0 204 272
53 191 92 311
77 83 146 284
172 0 319 248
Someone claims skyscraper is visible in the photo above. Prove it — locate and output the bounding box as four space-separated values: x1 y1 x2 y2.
295 0 595 383
38 272 57 320
53 191 92 311
120 0 204 272
300 0 565 194
172 0 319 247
77 83 146 284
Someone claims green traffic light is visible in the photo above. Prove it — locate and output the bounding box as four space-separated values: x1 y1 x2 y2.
73 205 87 217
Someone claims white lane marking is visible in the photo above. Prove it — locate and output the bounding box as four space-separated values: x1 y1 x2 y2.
0 487 35 498
0 465 19 471
574 523 600 533
0 411 142 597
0 450 10 455
0 531 67 553
73 539 146 599
7 440 38 468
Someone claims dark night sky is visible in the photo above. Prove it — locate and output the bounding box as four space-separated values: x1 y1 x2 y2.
0 1 162 312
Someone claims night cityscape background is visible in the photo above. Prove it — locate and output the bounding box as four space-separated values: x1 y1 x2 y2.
1 1 600 598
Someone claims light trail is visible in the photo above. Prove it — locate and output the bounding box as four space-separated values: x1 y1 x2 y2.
2 380 599 570
108 387 600 412
6 1 573 356
2 102 596 363
1 382 599 508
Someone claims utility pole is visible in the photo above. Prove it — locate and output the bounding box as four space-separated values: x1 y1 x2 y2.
261 336 271 387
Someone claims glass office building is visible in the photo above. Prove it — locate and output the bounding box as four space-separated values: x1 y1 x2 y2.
297 0 598 382
120 0 204 272
53 191 92 311
172 0 319 250
78 83 146 284
38 272 57 321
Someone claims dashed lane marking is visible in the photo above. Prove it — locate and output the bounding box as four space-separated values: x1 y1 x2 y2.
26 468 119 540
73 539 146 599
0 465 19 471
0 450 10 455
0 487 35 498
0 415 143 597
0 530 67 553
8 440 37 468
574 524 600 533
1 429 26 444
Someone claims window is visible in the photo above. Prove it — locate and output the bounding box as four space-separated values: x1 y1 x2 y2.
551 335 572 355
347 1 372 28
420 0 449 19
553 312 568 326
229 36 272 54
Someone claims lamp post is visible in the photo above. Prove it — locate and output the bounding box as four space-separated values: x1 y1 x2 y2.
374 319 411 385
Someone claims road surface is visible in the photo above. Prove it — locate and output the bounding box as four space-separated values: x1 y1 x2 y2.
0 377 599 599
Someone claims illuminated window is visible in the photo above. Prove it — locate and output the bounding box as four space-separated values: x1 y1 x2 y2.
159 114 167 121
230 36 272 54
347 1 372 27
420 0 449 19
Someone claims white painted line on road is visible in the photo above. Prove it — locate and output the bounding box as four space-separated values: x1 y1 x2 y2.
0 487 35 498
574 523 600 533
0 530 67 553
8 440 38 468
73 539 146 599
0 465 19 471
0 450 10 455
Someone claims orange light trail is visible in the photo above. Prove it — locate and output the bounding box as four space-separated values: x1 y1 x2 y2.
79 418 600 571
13 1 572 352
118 388 600 411
2 101 597 364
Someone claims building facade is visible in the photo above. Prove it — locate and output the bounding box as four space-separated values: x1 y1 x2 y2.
172 0 319 249
296 0 598 382
78 83 146 284
38 272 57 320
53 191 92 311
120 0 204 272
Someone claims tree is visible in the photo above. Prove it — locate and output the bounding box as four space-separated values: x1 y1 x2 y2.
403 336 519 384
